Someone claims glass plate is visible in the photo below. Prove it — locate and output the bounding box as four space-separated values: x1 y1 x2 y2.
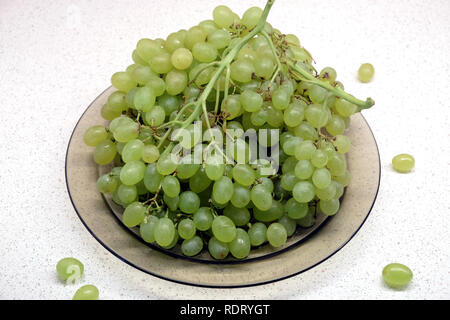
65 87 380 288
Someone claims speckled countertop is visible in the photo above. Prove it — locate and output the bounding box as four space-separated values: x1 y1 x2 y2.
0 0 449 300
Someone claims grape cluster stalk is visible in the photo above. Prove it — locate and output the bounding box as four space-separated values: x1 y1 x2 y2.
84 0 375 260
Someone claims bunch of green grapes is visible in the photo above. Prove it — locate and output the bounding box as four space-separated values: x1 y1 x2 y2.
83 0 374 260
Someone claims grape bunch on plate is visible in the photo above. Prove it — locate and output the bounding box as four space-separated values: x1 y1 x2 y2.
83 0 375 260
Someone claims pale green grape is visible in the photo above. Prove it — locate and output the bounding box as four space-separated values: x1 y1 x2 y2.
154 217 176 247
250 107 268 126
189 167 212 193
149 50 173 74
134 86 156 112
136 38 163 61
208 237 229 259
229 228 251 259
334 181 345 198
142 145 160 164
251 184 272 211
280 172 298 191
122 202 146 227
266 106 284 127
231 183 251 208
292 181 315 203
232 164 256 187
177 155 200 179
266 222 287 248
327 153 347 176
144 105 165 127
179 191 200 214
212 215 236 243
73 285 99 300
198 20 218 35
161 229 179 249
278 214 296 236
382 263 413 289
159 93 182 116
164 32 184 53
143 163 162 193
253 200 284 222
181 236 203 256
392 154 415 173
193 207 214 231
221 94 242 120
223 205 250 227
207 29 231 49
294 159 314 180
97 174 119 194
161 175 180 198
285 33 300 47
93 140 117 165
241 6 262 29
284 101 305 127
184 26 206 50
120 160 146 186
131 65 155 85
319 67 337 83
335 99 357 117
84 125 108 147
312 167 332 189
147 76 166 97
212 176 234 204
205 154 225 181
281 156 297 173
178 218 196 240
56 258 84 282
157 153 178 175
308 85 328 104
140 215 159 243
165 69 188 95
171 48 193 70
272 87 291 110
285 198 308 219
358 63 375 83
311 149 328 168
248 222 267 246
294 121 319 140
164 194 179 211
305 104 328 128
213 5 234 28
240 90 263 112
122 139 144 163
107 92 127 113
334 135 351 154
326 114 346 136
230 59 254 83
258 177 274 193
113 122 139 143
254 56 274 80
319 198 340 216
101 103 122 120
283 136 303 156
189 63 215 86
315 182 337 201
192 42 218 63
111 72 137 92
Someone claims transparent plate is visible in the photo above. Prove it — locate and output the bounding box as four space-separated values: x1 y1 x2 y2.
65 87 380 288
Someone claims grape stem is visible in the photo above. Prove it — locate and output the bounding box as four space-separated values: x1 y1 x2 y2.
288 62 375 110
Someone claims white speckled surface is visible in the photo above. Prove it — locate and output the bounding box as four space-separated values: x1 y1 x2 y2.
0 0 449 300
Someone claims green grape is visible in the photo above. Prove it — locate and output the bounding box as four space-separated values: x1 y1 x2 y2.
266 106 284 127
189 63 215 86
221 94 242 120
311 149 328 168
156 152 178 175
315 182 337 201
143 163 162 193
254 56 274 80
382 263 413 289
207 29 231 49
171 48 193 70
278 214 296 236
237 45 257 62
101 103 122 120
392 154 415 173
161 175 180 198
212 176 234 204
296 207 316 228
282 136 303 156
232 164 256 187
326 114 346 136
319 198 340 216
158 93 182 116
292 181 315 203
319 67 337 83
208 237 230 260
253 200 284 222
144 105 165 127
184 26 206 50
280 172 298 191
184 86 201 102
109 117 133 133
111 72 137 92
248 222 267 246
333 181 345 198
358 63 375 83
164 194 179 211
240 90 263 112
308 85 328 104
281 156 298 173
177 155 200 179
205 154 226 181
285 198 308 219
241 6 262 29
149 50 173 74
154 217 176 247
189 167 212 193
126 64 138 75
131 65 155 85
212 215 236 243
213 5 234 28
125 88 138 107
122 202 146 227
231 183 251 208
294 121 319 140
135 180 148 195
229 228 251 259
73 285 99 301
335 99 357 117
250 184 272 211
312 167 332 189
333 135 351 154
257 177 274 193
93 140 117 165
305 104 328 128
250 107 268 126
181 236 203 256
161 229 179 249
230 59 254 83
134 86 156 112
140 215 159 243
294 159 314 180
164 32 184 53
136 38 163 61
285 33 301 47
97 174 119 194
223 205 250 227
84 126 108 147
284 101 305 127
198 20 218 35
272 87 291 110
266 222 287 247
110 167 122 176
146 76 166 97
56 258 84 282
165 69 187 95
327 153 347 176
122 139 144 163
192 42 218 63
113 122 140 143
120 160 146 186
179 191 200 214
178 218 196 240
193 207 214 231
